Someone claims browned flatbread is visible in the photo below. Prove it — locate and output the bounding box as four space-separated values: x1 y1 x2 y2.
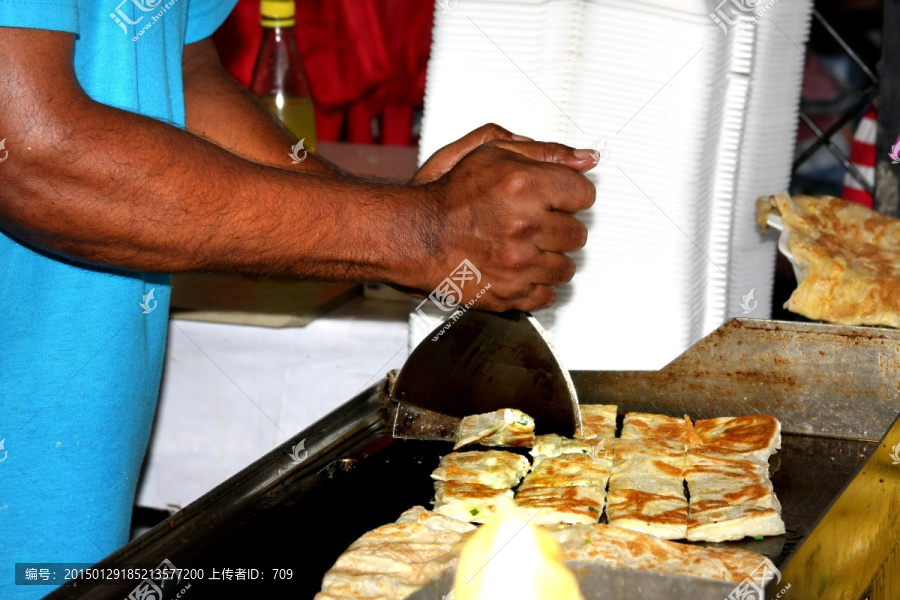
756 191 900 328
519 452 611 491
453 408 535 450
621 412 688 443
690 415 781 463
685 457 780 511
548 523 776 583
315 506 475 600
430 450 529 489
515 485 605 525
688 501 785 542
432 480 513 523
576 404 617 439
606 489 688 540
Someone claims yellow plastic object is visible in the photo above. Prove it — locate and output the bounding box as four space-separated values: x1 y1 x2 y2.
453 500 584 600
260 0 295 27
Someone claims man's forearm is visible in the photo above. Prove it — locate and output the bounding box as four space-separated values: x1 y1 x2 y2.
181 38 339 175
1 94 433 286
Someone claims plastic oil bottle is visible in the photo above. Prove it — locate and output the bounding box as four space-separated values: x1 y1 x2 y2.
250 0 317 153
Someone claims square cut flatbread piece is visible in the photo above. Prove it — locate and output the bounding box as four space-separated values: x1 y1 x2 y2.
686 456 780 511
432 480 513 523
621 412 689 443
605 489 688 540
609 459 686 499
530 434 596 461
430 450 529 489
576 404 617 439
691 415 781 463
613 438 685 468
547 523 772 583
687 500 785 542
315 506 475 600
515 485 605 525
453 408 535 450
519 452 611 491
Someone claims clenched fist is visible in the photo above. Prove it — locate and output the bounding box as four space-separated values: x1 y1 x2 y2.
402 126 598 313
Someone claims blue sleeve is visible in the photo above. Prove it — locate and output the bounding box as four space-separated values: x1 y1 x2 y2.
184 0 237 44
0 0 79 33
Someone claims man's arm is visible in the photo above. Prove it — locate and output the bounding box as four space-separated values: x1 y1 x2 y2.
181 37 527 184
181 38 336 174
0 29 597 312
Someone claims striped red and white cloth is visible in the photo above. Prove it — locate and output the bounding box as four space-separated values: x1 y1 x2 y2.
841 107 876 208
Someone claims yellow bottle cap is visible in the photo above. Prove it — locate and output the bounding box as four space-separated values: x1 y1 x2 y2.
261 0 295 27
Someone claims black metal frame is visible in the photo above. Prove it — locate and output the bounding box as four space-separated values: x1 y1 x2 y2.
791 7 892 210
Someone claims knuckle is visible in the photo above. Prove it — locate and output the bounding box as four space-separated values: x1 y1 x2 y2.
578 177 597 209
497 167 531 196
571 221 588 249
481 123 508 137
559 257 577 283
497 247 532 272
507 217 535 238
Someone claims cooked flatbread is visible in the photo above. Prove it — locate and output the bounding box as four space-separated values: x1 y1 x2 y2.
613 438 685 468
432 481 513 523
519 452 611 491
315 506 475 600
687 501 786 542
756 192 900 328
430 450 530 489
691 415 781 464
576 404 618 439
620 413 688 443
686 456 780 511
609 459 686 499
530 434 596 461
548 523 773 583
515 485 605 525
453 408 535 450
604 490 688 540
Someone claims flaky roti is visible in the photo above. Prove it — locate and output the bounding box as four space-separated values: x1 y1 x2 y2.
431 450 529 489
688 501 786 542
432 481 513 523
621 412 688 442
519 452 611 490
530 434 596 461
315 507 475 600
514 485 605 525
686 457 780 511
576 404 618 439
548 523 772 583
756 192 900 328
605 489 688 540
453 408 535 450
609 459 686 499
691 415 781 463
613 438 685 468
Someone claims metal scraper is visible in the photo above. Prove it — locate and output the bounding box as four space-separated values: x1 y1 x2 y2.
389 309 581 441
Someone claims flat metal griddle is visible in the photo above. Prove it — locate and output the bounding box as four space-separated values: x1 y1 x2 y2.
44 319 900 600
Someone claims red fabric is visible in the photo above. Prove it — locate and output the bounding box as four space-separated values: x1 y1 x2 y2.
213 0 434 145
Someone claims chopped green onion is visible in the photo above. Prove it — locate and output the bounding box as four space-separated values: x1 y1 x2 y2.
588 506 598 512
754 535 764 540
470 509 479 516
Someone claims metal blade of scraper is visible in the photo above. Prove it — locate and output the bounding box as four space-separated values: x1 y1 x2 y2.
390 309 581 439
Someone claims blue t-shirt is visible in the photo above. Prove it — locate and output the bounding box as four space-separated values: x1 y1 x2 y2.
0 1 236 597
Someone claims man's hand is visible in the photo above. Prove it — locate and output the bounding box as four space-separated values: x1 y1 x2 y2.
411 123 531 185
408 140 597 312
